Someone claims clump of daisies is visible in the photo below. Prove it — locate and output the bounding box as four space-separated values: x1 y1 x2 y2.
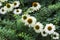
22 14 59 40
0 1 59 40
21 14 36 27
13 1 22 14
0 1 22 14
26 2 41 13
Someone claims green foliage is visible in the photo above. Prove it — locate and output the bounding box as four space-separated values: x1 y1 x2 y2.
18 32 35 40
0 27 16 40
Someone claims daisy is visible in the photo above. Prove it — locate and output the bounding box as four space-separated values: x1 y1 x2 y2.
21 14 30 23
5 3 14 12
51 32 59 39
0 2 2 7
44 23 56 34
32 2 41 11
13 1 20 8
41 29 48 37
0 0 8 2
0 7 7 14
33 22 43 33
25 16 36 27
13 9 22 14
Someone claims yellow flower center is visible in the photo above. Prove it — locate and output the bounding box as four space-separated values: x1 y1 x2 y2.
2 9 4 12
48 26 52 31
53 34 56 37
6 3 11 8
35 25 40 30
14 2 17 6
27 18 32 24
16 9 19 12
32 2 38 7
23 16 27 20
43 31 46 34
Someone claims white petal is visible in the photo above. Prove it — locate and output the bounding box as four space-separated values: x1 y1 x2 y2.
0 2 2 6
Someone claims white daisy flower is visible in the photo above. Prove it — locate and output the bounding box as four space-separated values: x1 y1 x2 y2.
13 9 22 14
0 2 2 7
44 23 56 34
41 29 48 37
0 7 7 14
5 3 14 12
32 2 41 11
0 0 8 2
51 32 59 39
21 14 30 23
33 22 43 33
25 16 36 27
13 1 20 8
